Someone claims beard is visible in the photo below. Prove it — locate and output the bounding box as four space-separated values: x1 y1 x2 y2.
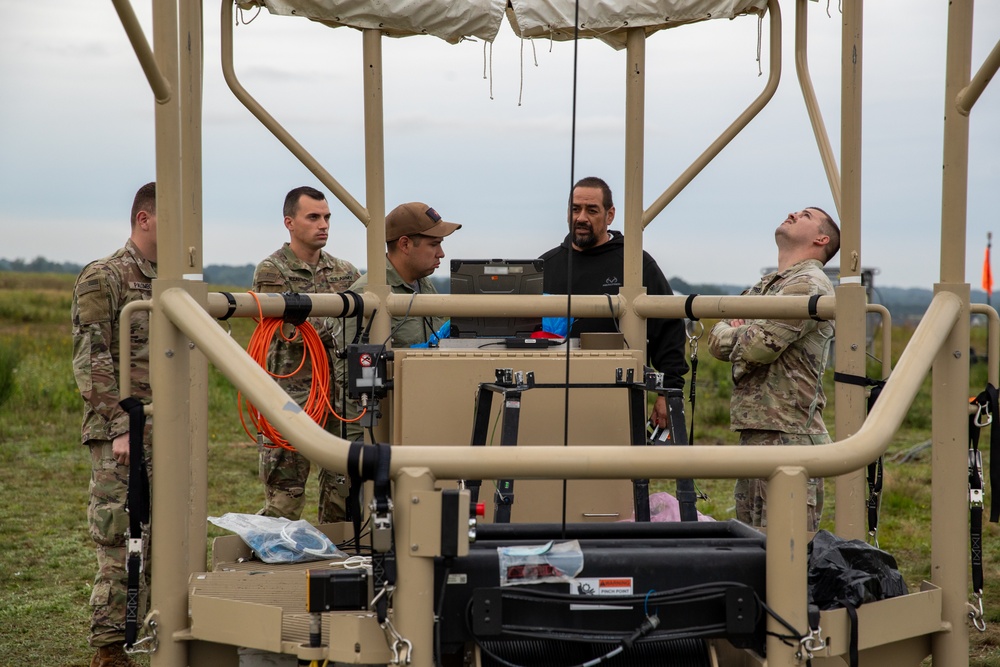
573 224 599 249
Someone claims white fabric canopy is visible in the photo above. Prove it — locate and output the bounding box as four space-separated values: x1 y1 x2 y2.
237 0 767 46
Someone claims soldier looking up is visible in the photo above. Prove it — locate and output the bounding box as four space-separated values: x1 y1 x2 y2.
707 207 841 532
252 186 361 524
72 181 157 667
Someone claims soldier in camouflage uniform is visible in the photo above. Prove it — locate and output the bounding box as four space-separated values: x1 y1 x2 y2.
707 207 840 532
253 186 361 523
72 182 157 667
335 202 462 446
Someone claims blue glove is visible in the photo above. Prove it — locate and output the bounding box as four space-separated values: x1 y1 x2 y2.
541 316 573 337
410 320 451 348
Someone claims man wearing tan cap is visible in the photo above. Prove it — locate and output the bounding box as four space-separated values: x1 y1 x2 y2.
331 202 461 451
344 201 461 348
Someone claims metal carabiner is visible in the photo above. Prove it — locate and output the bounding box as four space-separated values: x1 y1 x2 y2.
380 617 413 665
797 627 827 661
968 595 987 633
974 401 993 428
685 320 704 356
125 613 159 655
866 529 879 549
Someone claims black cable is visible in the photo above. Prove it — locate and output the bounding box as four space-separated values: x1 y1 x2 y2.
497 580 744 606
558 0 584 543
434 560 452 667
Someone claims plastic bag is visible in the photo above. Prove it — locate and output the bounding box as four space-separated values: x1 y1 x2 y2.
209 513 345 564
497 539 584 586
807 529 909 610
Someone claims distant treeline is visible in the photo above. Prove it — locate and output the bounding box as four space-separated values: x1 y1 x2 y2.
2 256 992 325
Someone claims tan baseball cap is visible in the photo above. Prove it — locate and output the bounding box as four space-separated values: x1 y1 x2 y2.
385 202 461 242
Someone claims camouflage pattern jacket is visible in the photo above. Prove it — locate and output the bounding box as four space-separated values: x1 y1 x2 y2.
707 258 834 434
72 238 156 444
253 243 360 405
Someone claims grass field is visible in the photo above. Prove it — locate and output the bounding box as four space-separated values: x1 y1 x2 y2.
1 270 999 665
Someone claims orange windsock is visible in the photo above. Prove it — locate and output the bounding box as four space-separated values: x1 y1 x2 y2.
983 241 994 296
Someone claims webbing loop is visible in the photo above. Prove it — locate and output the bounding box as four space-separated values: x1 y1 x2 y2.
118 396 150 649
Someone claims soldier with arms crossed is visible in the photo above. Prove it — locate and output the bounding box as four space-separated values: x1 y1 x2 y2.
707 207 840 532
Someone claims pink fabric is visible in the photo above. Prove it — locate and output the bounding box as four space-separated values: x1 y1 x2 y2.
625 491 715 522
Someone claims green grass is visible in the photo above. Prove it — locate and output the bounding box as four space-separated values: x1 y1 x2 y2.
1 271 998 664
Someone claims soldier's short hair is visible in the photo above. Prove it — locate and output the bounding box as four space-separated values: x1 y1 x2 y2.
284 186 326 218
808 206 841 264
572 176 614 211
130 182 156 228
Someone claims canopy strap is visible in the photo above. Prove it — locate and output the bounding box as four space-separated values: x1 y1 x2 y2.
968 384 998 632
119 396 150 649
834 372 887 542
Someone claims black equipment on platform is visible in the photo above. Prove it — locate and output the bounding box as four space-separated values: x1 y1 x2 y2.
434 521 768 661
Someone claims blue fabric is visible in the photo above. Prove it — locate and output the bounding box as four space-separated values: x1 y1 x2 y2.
410 320 451 348
541 316 573 337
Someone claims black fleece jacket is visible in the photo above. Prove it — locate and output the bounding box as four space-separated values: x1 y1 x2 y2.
540 230 687 390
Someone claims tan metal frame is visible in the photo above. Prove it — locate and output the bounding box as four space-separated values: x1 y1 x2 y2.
104 1 998 666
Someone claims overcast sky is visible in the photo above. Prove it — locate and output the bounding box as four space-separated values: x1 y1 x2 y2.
1 1 997 289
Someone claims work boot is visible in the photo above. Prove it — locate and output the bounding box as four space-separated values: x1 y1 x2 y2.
90 643 141 667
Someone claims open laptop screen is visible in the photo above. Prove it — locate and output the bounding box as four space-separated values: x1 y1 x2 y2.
449 259 544 338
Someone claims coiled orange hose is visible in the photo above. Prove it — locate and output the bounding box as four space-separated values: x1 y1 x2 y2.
238 292 363 451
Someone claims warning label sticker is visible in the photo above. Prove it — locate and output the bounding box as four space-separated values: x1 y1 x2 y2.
568 577 634 609
571 577 634 597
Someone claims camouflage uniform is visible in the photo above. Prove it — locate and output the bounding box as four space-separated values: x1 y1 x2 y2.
253 243 360 523
335 261 446 445
71 238 155 648
707 258 834 531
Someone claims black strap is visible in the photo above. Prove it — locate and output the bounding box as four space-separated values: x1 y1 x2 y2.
863 379 886 537
866 457 883 535
219 291 238 321
684 294 698 322
281 291 312 326
834 372 889 538
969 385 997 596
119 396 150 648
687 354 698 446
983 385 999 522
807 294 823 321
843 602 859 667
371 443 394 623
972 503 984 594
373 443 392 513
833 372 873 387
346 291 365 346
347 441 365 554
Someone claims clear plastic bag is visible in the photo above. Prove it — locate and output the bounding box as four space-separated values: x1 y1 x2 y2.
209 513 345 564
497 540 584 586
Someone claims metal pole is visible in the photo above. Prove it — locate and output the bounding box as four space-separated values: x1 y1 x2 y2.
932 0 975 663
621 28 646 358
795 0 841 218
179 0 209 576
149 0 191 662
833 0 868 541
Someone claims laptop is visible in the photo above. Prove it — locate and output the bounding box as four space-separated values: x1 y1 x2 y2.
449 259 550 344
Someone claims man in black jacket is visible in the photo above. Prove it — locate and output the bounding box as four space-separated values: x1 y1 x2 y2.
540 176 687 427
